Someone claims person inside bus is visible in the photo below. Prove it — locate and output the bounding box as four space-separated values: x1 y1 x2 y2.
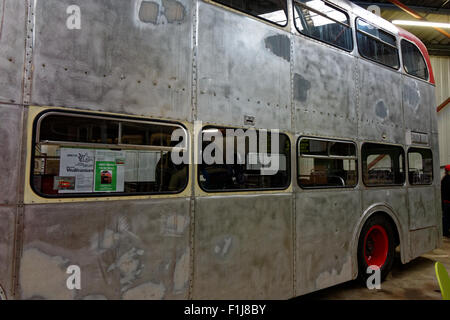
442 165 450 238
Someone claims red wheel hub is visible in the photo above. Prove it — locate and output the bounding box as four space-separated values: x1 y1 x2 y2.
363 225 388 268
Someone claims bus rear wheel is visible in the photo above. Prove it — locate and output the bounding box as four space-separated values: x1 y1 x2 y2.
357 216 395 284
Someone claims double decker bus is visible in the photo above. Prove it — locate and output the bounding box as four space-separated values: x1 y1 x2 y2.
0 0 441 299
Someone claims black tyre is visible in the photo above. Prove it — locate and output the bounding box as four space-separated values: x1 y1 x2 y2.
357 215 396 284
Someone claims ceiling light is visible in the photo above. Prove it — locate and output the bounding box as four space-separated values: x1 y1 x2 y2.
392 20 450 28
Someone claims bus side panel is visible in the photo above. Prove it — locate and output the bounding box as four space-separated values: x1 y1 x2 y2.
402 76 433 135
0 104 22 205
408 186 437 230
30 0 193 121
358 60 404 144
0 206 16 299
196 2 291 130
292 39 357 138
20 198 191 300
295 191 360 295
409 227 439 259
362 189 410 259
432 132 443 247
192 195 293 299
0 0 26 104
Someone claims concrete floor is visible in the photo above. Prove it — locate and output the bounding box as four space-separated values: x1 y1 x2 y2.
300 237 450 300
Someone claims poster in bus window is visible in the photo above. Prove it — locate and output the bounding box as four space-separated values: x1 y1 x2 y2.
94 150 125 192
58 148 95 193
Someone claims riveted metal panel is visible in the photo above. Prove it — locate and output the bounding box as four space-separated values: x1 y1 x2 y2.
295 190 360 295
0 104 23 205
0 0 26 104
31 0 192 121
403 76 434 135
196 2 291 130
0 206 16 299
408 186 436 230
20 198 191 300
358 59 404 144
193 194 293 299
293 38 357 138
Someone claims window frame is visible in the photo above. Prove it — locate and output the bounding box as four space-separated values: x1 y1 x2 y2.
407 147 433 186
401 39 429 82
361 142 406 188
355 17 400 70
292 0 354 52
197 126 292 193
209 0 289 28
31 109 189 199
297 136 358 190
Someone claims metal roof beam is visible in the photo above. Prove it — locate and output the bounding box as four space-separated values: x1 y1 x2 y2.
353 2 450 15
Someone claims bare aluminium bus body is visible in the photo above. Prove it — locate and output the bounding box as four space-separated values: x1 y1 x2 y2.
0 0 442 299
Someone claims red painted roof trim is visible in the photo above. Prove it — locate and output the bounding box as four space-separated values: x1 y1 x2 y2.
397 28 435 85
437 97 450 113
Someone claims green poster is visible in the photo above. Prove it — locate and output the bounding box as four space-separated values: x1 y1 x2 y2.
94 161 117 192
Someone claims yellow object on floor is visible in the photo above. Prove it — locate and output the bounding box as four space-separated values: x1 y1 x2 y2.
435 262 450 300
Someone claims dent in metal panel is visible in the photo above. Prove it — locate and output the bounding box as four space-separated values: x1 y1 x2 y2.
193 195 293 299
20 198 190 299
0 0 26 104
31 0 192 121
0 104 22 205
295 191 360 295
403 76 433 134
408 187 436 230
293 38 357 137
0 206 16 299
358 59 404 144
196 2 291 130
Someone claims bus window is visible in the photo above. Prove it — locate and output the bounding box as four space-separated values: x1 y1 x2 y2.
362 143 405 186
356 18 399 69
408 148 433 185
401 39 429 80
32 112 188 197
298 138 357 188
293 0 353 52
212 0 288 26
198 127 290 191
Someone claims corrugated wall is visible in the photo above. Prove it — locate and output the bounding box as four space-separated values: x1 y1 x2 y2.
430 56 450 174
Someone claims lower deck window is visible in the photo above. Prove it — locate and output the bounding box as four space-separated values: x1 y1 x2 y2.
408 148 433 185
198 127 290 191
362 143 405 186
32 112 188 197
298 138 357 188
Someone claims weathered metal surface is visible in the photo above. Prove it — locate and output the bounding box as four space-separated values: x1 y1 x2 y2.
408 187 436 230
196 1 291 130
409 227 439 259
0 0 26 105
0 206 16 299
19 198 191 299
403 75 434 134
0 104 22 205
193 195 293 299
295 190 360 295
293 39 357 138
358 59 404 144
30 0 193 121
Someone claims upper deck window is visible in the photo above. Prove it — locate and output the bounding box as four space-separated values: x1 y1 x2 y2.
356 18 399 69
293 0 353 51
401 39 429 81
32 111 188 197
212 0 288 26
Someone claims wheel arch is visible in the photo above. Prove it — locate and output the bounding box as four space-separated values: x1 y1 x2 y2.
350 203 409 279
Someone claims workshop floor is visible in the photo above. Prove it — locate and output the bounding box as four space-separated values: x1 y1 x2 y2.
300 237 450 300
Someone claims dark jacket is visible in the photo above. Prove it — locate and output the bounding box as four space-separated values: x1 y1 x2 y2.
442 174 450 202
